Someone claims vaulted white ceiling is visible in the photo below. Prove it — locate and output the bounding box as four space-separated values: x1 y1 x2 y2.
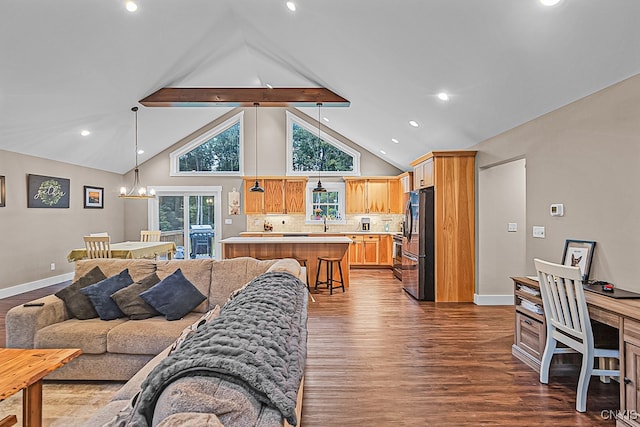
2 0 639 174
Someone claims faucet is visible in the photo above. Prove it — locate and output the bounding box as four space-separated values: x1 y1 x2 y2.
323 215 328 232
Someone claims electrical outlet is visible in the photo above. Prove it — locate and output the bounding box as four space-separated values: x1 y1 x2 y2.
508 223 518 232
50 263 56 271
532 226 545 238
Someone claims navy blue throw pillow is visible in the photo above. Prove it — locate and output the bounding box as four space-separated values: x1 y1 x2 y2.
139 268 206 321
80 269 134 320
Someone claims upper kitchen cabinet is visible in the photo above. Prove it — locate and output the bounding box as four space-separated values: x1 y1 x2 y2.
411 157 434 189
398 171 413 193
243 177 307 214
345 177 402 214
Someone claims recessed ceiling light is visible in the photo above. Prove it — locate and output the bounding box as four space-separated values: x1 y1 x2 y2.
137 149 144 155
540 0 561 6
380 150 386 155
437 92 450 101
391 138 399 144
80 130 91 137
125 1 138 12
286 1 296 11
266 83 273 89
409 120 419 128
323 117 329 122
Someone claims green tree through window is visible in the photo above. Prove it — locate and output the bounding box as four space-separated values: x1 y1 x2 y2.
178 123 240 172
292 123 353 172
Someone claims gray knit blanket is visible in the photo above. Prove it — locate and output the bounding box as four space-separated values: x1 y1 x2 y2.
128 271 308 427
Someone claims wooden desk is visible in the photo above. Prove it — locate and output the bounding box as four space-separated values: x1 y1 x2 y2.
67 241 176 262
511 277 640 426
0 348 81 427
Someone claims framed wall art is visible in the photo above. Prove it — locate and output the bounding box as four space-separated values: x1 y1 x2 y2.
27 174 70 208
562 239 596 282
84 185 104 209
0 175 5 207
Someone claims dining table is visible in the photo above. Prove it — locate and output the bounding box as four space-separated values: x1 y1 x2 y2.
67 241 177 262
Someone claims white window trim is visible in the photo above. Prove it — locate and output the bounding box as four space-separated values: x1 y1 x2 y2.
304 181 346 225
169 111 244 177
285 111 360 177
147 186 223 260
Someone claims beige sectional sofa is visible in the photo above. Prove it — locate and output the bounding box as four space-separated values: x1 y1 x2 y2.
5 256 303 381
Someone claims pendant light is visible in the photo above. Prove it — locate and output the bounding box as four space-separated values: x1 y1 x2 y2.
120 106 155 199
249 102 264 192
312 102 327 193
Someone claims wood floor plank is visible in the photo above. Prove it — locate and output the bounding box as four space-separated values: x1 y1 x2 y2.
0 270 618 425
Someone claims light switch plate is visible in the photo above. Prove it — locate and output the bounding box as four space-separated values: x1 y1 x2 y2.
225 218 232 225
533 226 545 238
508 223 518 232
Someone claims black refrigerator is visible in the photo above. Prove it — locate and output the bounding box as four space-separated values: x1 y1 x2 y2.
401 188 435 300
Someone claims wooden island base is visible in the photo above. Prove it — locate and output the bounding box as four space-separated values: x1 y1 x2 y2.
220 237 351 288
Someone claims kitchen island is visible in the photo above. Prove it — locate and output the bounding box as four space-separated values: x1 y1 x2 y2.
220 236 352 288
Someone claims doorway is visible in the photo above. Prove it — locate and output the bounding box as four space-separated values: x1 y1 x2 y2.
477 158 526 304
148 186 222 260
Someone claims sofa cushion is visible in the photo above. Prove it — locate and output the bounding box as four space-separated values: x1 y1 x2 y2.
155 259 213 313
54 266 107 320
107 313 199 355
35 318 127 354
140 269 206 321
208 257 277 307
111 272 161 320
74 258 156 283
80 269 134 320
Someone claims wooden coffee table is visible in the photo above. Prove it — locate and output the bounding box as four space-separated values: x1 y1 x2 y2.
0 348 81 427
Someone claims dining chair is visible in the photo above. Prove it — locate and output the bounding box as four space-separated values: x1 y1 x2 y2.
83 236 112 259
534 258 619 412
140 230 161 242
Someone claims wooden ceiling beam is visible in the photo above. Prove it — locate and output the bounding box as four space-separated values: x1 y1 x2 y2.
139 87 350 107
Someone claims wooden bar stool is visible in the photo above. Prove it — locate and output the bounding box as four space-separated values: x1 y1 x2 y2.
314 257 345 295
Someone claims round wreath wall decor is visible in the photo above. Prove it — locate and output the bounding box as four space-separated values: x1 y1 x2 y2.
35 179 66 206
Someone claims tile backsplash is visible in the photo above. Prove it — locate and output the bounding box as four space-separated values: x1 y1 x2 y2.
246 213 404 233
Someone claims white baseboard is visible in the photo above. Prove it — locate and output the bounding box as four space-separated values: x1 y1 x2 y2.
474 293 514 306
0 273 74 300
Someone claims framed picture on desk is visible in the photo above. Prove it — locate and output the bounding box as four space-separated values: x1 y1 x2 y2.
562 239 596 281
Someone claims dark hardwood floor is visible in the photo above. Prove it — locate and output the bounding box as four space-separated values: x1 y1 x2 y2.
1 270 617 426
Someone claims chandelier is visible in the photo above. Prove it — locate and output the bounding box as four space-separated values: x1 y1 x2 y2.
120 106 155 199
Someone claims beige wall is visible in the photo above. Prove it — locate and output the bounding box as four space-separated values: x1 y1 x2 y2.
0 150 124 290
124 107 402 241
472 73 640 292
477 159 526 298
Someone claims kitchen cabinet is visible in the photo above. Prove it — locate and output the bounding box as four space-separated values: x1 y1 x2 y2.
344 177 402 214
378 235 392 266
412 157 434 189
243 177 307 214
346 234 393 266
398 171 413 193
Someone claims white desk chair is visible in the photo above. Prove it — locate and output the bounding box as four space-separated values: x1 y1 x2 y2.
83 236 112 259
535 258 619 412
140 230 161 242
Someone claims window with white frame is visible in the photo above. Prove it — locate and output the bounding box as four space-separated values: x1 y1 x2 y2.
170 112 244 176
305 181 346 224
286 111 360 177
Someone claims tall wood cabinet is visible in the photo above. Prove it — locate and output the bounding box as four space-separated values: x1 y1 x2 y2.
243 177 307 214
409 151 476 302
